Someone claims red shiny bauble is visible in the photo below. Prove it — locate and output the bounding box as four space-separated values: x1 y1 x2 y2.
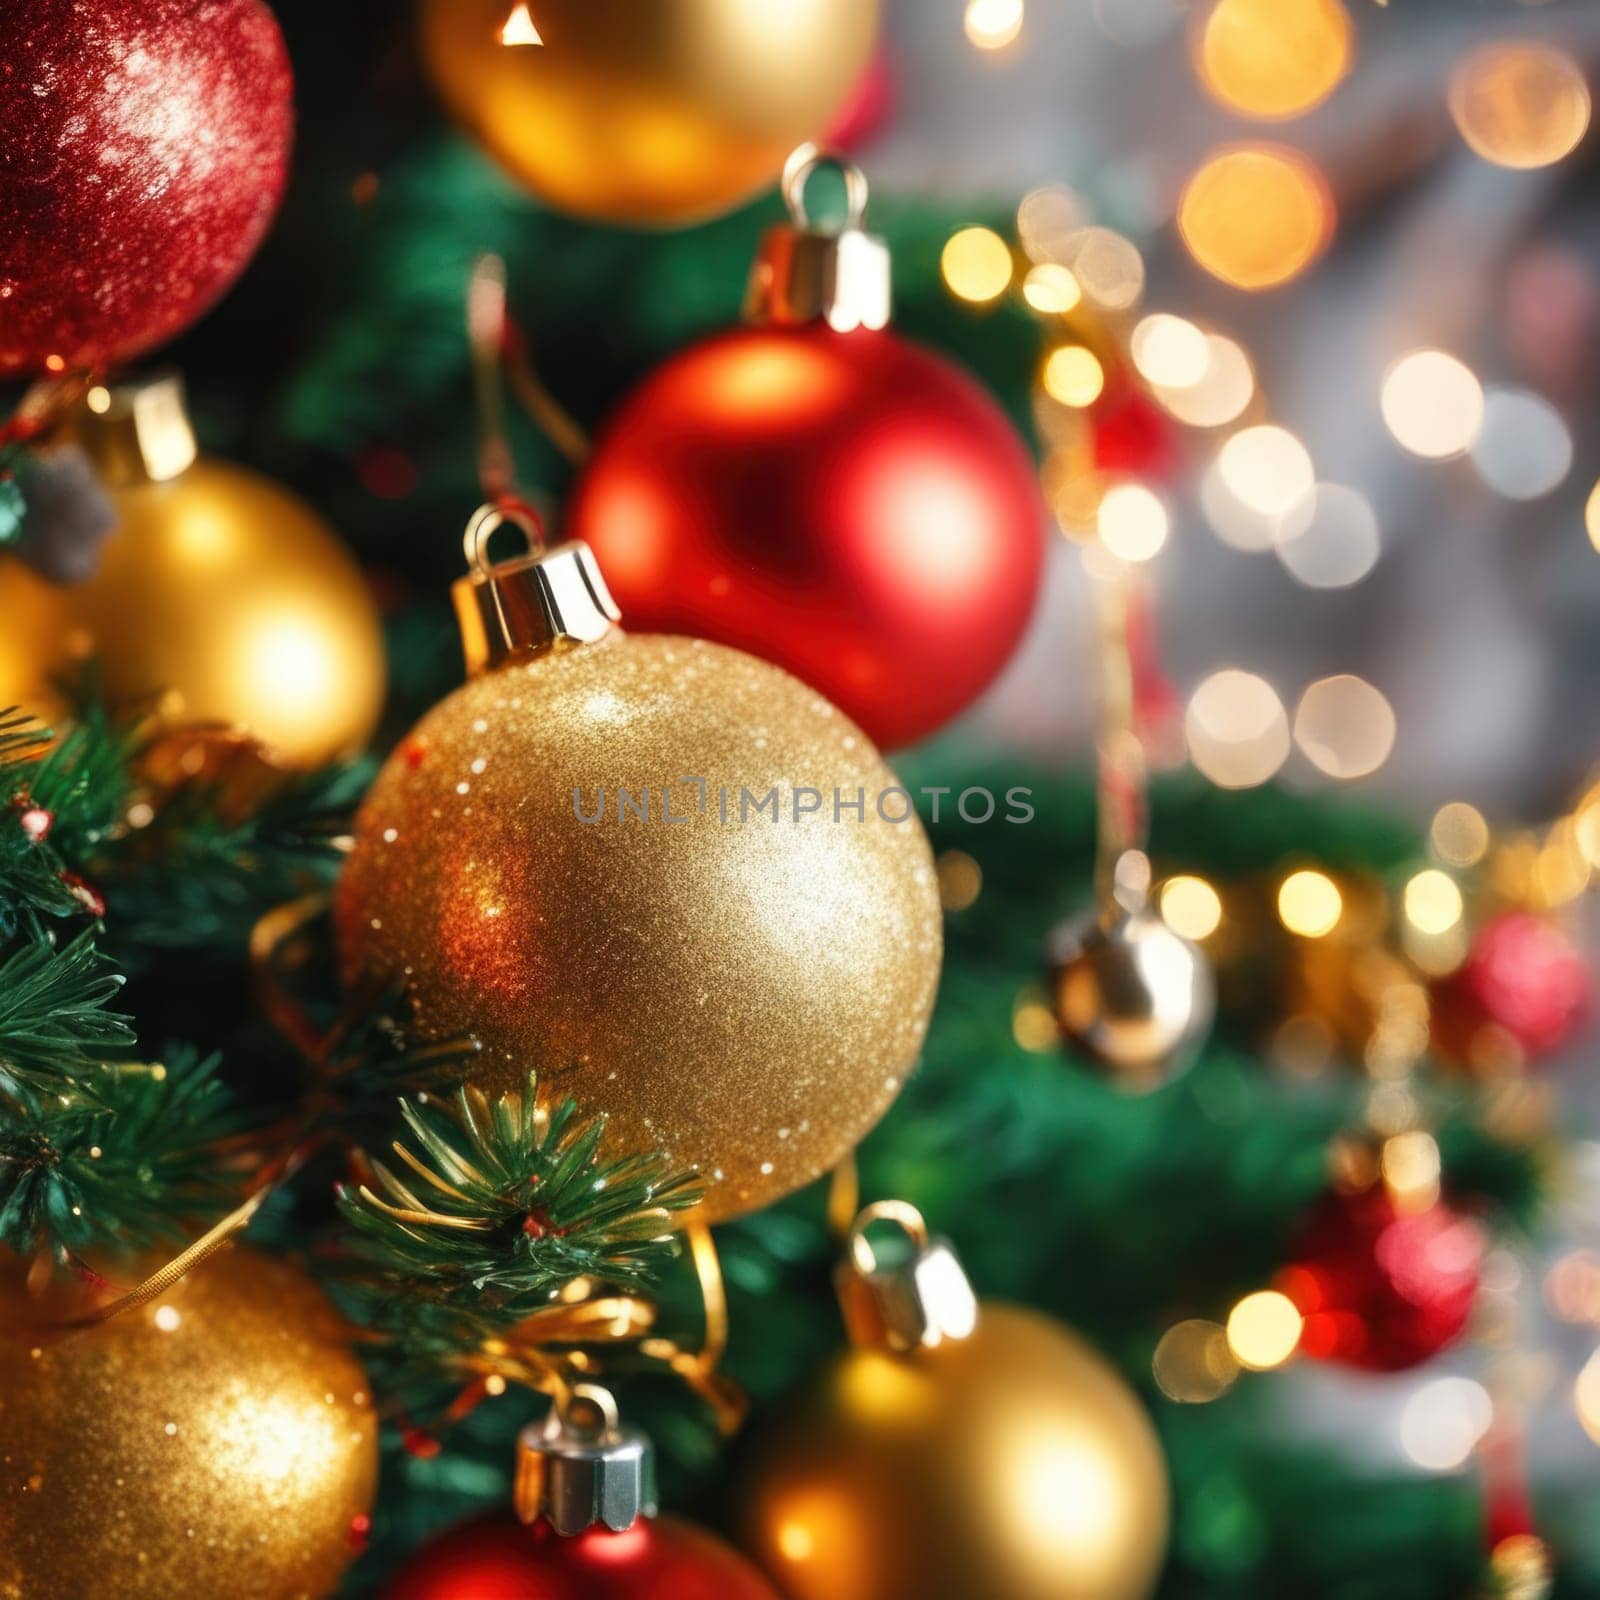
1434 911 1593 1066
0 0 293 375
1281 1186 1485 1371
384 1512 780 1600
567 324 1044 750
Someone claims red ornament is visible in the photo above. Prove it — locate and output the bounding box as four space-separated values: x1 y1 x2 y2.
1280 1186 1484 1371
1434 911 1592 1066
1091 386 1181 481
0 0 293 375
567 150 1043 752
384 1513 780 1600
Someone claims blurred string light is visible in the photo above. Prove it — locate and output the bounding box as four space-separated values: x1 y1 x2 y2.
1097 482 1169 562
1578 1348 1600 1446
965 0 1024 51
1470 387 1572 500
1152 332 1255 427
1586 481 1600 553
1067 226 1146 310
1403 868 1465 936
1380 350 1484 459
1012 988 1059 1051
1022 262 1081 313
1399 1378 1494 1471
1273 482 1381 588
1431 801 1491 867
1178 145 1333 290
941 225 1014 304
1131 314 1210 388
1153 1319 1239 1402
1449 40 1591 169
1042 345 1106 407
1277 869 1343 937
1017 185 1085 262
1293 673 1396 780
1226 1290 1303 1369
1196 0 1354 121
1160 875 1224 941
1186 669 1291 788
1203 424 1315 549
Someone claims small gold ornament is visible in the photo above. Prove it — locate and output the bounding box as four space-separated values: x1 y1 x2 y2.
334 506 942 1223
0 373 386 769
1048 902 1215 1091
419 0 879 225
0 1244 379 1600
738 1204 1171 1600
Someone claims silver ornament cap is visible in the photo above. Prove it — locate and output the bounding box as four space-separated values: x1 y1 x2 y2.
514 1384 659 1535
834 1201 980 1353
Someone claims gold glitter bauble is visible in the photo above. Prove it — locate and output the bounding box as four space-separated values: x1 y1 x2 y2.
0 375 385 769
420 0 879 225
0 1245 379 1600
334 625 942 1223
738 1304 1170 1600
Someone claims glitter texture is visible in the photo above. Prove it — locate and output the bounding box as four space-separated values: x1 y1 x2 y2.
334 632 943 1223
0 1245 378 1600
0 0 293 374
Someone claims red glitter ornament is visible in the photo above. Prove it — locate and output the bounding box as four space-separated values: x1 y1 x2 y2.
1434 911 1593 1067
567 151 1043 751
0 0 293 375
1281 1186 1484 1371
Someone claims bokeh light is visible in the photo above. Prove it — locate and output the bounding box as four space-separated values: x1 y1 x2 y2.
1277 869 1344 937
1273 482 1380 589
1197 0 1353 122
1587 481 1600 553
1431 802 1491 868
1293 674 1396 780
1178 146 1333 290
1399 1378 1493 1471
1226 1290 1303 1370
1470 387 1571 500
1042 345 1106 407
1186 669 1291 788
1153 333 1255 428
1066 226 1146 310
936 850 983 911
941 226 1014 304
1022 262 1082 313
1132 314 1210 388
1449 41 1591 170
1160 875 1224 941
965 0 1025 51
1577 1348 1600 1446
1404 869 1465 936
1097 483 1170 563
1017 185 1086 263
1153 1319 1239 1402
1218 425 1315 516
1381 350 1485 460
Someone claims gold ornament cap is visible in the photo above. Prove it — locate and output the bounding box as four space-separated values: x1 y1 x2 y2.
514 1385 658 1535
70 370 198 487
451 501 621 676
745 144 891 334
835 1201 980 1354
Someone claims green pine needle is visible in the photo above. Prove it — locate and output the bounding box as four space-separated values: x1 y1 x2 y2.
0 934 132 1094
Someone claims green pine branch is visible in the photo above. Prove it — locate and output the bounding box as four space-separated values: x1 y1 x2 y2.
0 933 131 1095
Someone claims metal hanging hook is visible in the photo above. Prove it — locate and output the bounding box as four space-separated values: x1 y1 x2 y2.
781 142 870 233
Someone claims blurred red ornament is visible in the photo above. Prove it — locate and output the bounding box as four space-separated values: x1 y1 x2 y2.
824 42 897 150
1282 1186 1484 1371
384 1513 780 1600
568 323 1044 750
1091 387 1181 481
0 0 293 375
1434 911 1592 1065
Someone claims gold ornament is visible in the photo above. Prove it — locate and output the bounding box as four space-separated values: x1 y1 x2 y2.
1048 905 1215 1091
0 1244 379 1600
419 0 879 225
739 1204 1170 1600
0 374 386 769
334 508 941 1223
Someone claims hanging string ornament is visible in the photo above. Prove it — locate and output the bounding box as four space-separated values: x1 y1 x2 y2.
0 373 387 769
0 1243 378 1600
567 146 1045 750
386 1383 778 1599
334 503 942 1222
738 1202 1170 1600
420 0 878 226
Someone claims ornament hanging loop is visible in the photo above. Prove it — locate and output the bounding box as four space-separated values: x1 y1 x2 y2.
462 497 548 574
836 1200 979 1353
515 1380 659 1534
781 141 870 233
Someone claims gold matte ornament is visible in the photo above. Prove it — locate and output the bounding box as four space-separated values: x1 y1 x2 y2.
740 1209 1170 1600
419 0 879 225
334 511 942 1223
0 1245 379 1600
0 375 386 769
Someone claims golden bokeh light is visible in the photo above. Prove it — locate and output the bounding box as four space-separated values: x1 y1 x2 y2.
1577 1348 1600 1446
1218 425 1315 516
1197 0 1354 122
937 849 984 911
1160 875 1224 941
1586 480 1600 552
1013 990 1060 1052
1404 869 1465 936
1130 313 1210 390
1226 1291 1303 1370
1277 869 1343 938
1178 146 1333 290
1185 669 1291 788
1097 483 1170 563
1067 226 1146 310
1022 262 1082 313
1380 350 1484 460
1382 1129 1442 1211
1293 673 1396 780
942 226 1015 304
965 0 1025 51
1431 802 1491 868
1042 345 1107 408
1153 1319 1239 1403
1153 333 1255 428
1449 41 1591 170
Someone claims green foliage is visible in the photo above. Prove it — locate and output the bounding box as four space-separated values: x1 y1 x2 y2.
0 934 131 1094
